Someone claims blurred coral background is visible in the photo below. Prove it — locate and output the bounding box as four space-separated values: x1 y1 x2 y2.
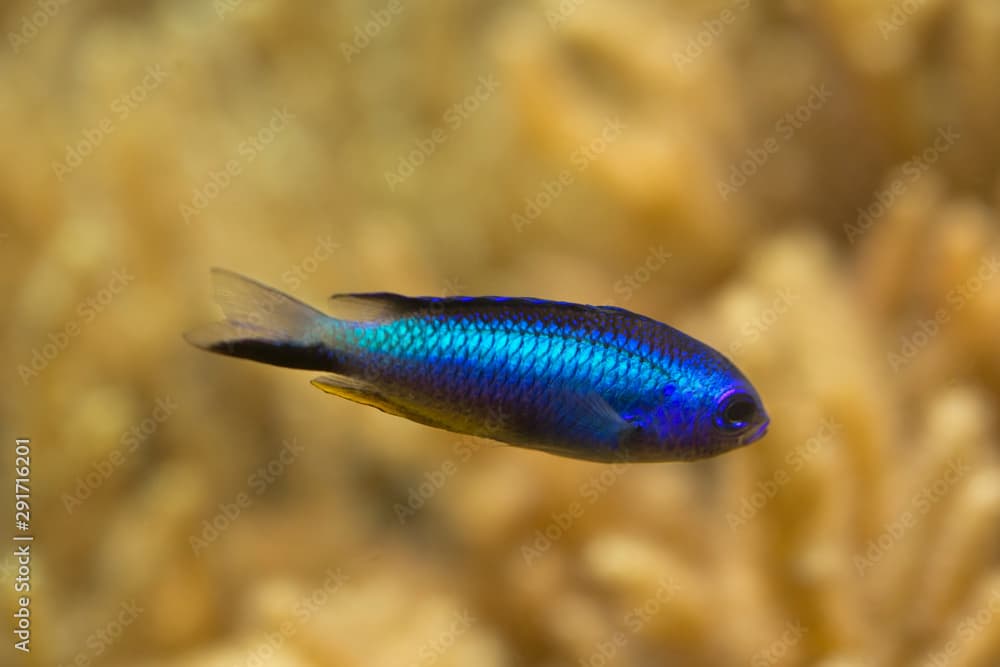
3 0 1000 665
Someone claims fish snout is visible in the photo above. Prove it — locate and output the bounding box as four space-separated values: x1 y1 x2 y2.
741 414 770 446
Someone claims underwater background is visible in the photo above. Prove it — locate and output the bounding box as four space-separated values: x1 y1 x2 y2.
3 0 1000 665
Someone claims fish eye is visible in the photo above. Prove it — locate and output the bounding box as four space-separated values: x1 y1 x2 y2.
716 391 757 432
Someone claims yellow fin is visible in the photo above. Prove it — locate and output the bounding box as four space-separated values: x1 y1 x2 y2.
310 374 386 408
310 374 452 429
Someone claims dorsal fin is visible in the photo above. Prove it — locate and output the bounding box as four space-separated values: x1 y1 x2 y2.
325 293 647 324
327 292 427 322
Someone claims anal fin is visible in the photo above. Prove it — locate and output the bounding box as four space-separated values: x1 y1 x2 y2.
311 374 389 409
310 374 451 429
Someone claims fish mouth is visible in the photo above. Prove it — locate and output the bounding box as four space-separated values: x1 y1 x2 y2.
740 418 770 446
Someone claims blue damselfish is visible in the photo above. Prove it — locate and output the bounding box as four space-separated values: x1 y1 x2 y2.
186 269 769 462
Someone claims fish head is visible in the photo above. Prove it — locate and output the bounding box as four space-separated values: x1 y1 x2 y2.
627 351 769 461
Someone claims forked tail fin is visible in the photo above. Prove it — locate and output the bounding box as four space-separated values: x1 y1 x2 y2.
184 269 337 371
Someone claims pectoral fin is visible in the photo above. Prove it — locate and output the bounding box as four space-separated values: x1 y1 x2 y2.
566 391 636 447
519 391 637 462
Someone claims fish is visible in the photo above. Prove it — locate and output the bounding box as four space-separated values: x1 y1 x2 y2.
184 269 769 462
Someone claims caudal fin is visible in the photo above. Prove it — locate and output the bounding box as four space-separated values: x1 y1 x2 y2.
184 269 337 371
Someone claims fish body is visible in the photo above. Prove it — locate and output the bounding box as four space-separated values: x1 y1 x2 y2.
186 270 769 462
